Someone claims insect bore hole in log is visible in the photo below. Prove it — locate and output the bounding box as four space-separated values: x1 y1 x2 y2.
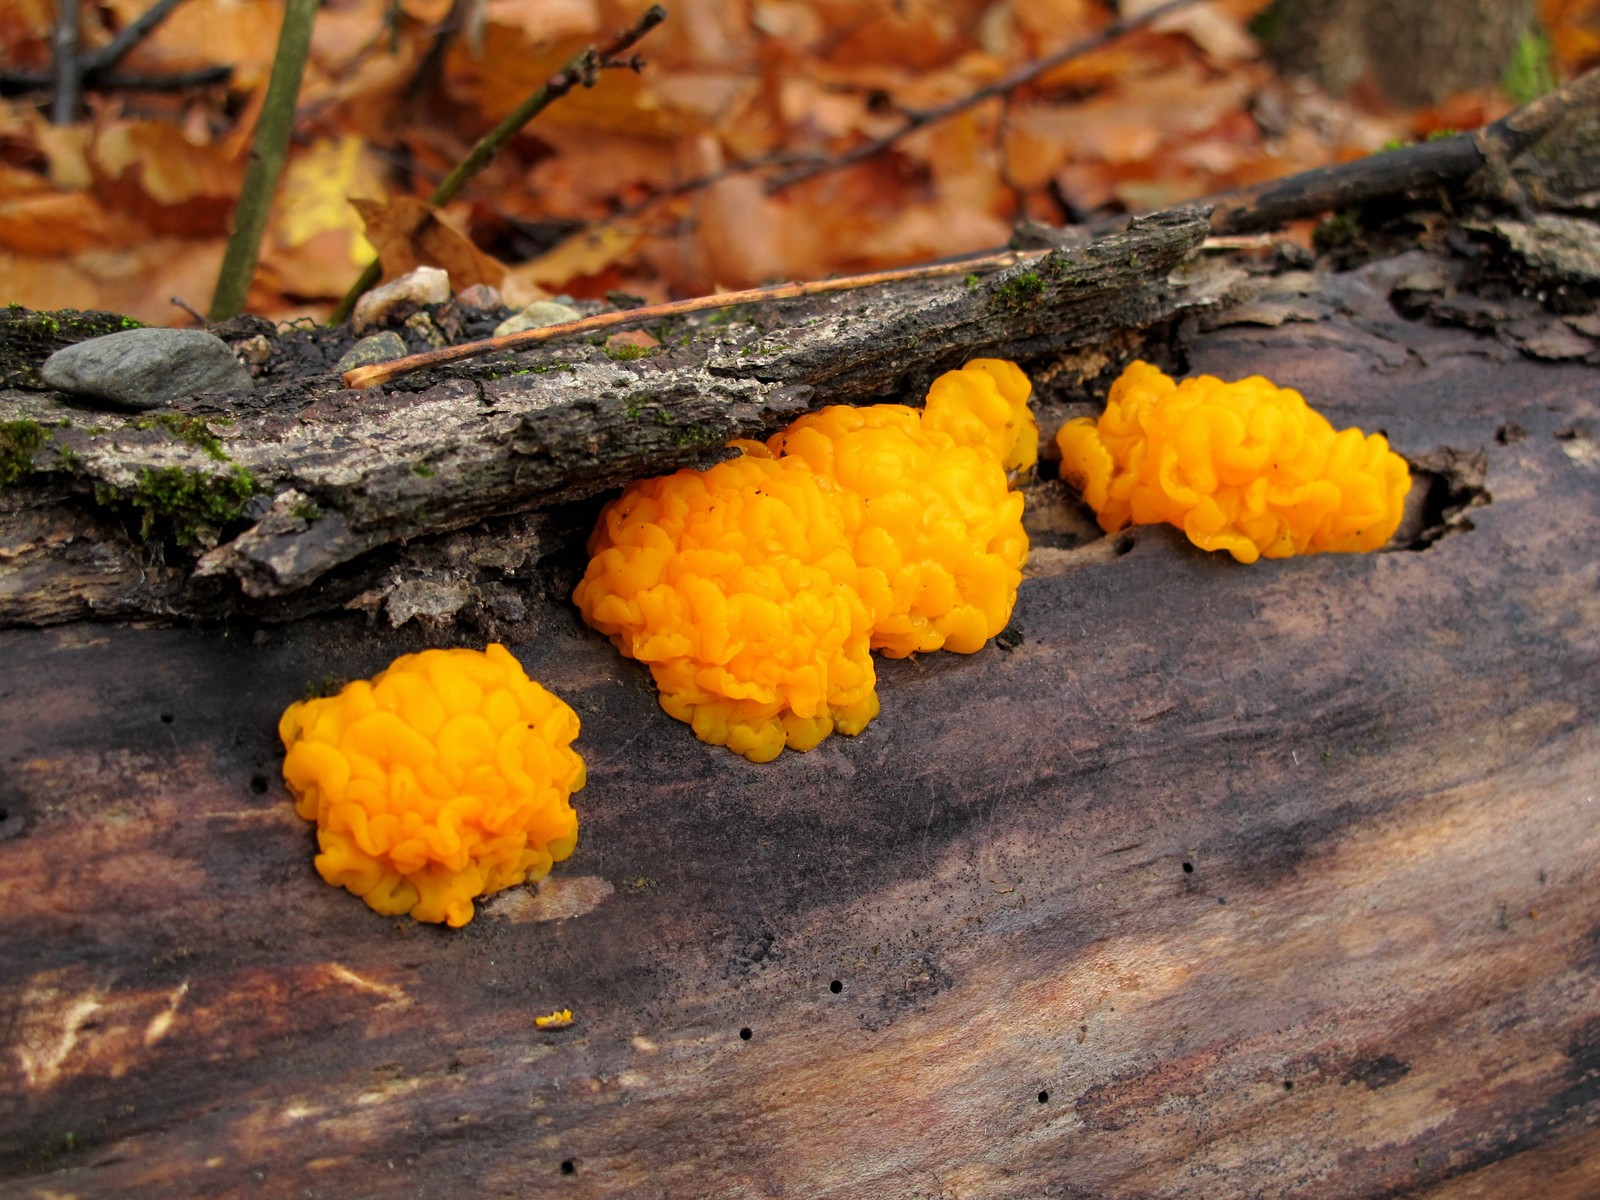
830 980 843 994
739 1027 752 1041
1182 861 1194 874
1038 1091 1050 1104
560 1159 575 1176
250 774 269 795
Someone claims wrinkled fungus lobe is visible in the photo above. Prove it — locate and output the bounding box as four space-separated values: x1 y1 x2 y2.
1057 361 1411 563
574 359 1037 761
279 644 583 926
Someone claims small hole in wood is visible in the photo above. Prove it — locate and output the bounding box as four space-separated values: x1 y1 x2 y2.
1283 1080 1294 1091
830 980 842 994
250 774 269 795
560 1159 575 1176
0 808 8 821
739 1027 752 1041
1037 1090 1049 1104
1182 861 1194 874
160 712 174 724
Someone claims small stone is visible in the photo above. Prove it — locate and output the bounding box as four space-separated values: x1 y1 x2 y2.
456 284 505 311
332 331 408 374
40 328 252 410
234 333 272 365
351 265 451 333
404 310 448 348
493 300 583 338
383 577 473 628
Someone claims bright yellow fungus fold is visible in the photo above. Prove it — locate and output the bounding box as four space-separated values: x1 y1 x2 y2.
1056 361 1411 564
574 359 1037 761
279 644 583 927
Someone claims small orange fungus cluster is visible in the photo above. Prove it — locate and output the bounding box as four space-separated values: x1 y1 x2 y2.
574 359 1037 762
1057 361 1411 564
279 644 583 927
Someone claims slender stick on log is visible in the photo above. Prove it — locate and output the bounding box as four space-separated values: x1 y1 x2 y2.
341 248 1046 389
326 4 668 327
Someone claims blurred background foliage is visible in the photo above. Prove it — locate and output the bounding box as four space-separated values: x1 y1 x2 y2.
1 0 1595 324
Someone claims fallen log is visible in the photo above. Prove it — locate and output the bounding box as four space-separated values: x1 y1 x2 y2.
2 208 1598 1198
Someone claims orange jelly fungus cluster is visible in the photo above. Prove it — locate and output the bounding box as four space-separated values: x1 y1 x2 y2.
1056 361 1411 564
279 644 583 927
573 360 1037 762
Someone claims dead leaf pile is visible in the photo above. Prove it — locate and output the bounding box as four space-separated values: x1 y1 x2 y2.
0 0 1593 324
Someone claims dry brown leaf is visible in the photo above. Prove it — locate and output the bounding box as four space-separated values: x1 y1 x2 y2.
351 195 510 291
91 120 244 234
504 223 639 291
0 183 143 257
482 0 600 44
104 0 282 87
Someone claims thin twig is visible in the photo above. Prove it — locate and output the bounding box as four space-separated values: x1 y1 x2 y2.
767 0 1208 192
1 63 230 94
51 0 81 124
328 3 669 327
84 0 189 75
209 0 318 321
342 248 1042 389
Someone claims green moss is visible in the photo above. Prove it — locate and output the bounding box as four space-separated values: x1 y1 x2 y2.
1313 209 1361 250
671 423 719 447
290 498 323 522
964 273 981 288
1 418 48 485
994 272 1046 310
413 462 436 477
102 464 258 549
604 343 652 361
132 412 227 461
1426 128 1460 142
625 393 654 420
1503 28 1555 106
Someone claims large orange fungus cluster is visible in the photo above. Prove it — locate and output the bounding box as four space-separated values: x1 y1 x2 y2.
573 360 1037 762
1057 361 1411 564
279 644 583 927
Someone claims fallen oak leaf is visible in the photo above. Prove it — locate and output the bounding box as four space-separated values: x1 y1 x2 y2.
351 194 510 291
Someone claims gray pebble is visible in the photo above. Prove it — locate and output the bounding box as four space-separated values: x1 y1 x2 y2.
41 328 252 410
493 301 583 338
333 331 409 374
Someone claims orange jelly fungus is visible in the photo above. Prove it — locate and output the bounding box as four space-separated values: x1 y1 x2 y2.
573 359 1037 762
279 644 584 927
1056 361 1411 564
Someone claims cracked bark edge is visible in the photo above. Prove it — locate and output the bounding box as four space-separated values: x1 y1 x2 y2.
0 209 1208 626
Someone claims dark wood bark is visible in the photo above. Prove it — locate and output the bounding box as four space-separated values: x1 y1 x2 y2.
2 229 1599 1199
0 209 1209 628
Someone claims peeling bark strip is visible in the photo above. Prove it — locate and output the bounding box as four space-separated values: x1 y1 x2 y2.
0 209 1208 626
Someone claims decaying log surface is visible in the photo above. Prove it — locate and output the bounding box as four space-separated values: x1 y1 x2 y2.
0 210 1207 627
2 234 1598 1199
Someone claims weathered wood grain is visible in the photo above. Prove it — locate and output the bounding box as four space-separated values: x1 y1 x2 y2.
1 251 1597 1199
